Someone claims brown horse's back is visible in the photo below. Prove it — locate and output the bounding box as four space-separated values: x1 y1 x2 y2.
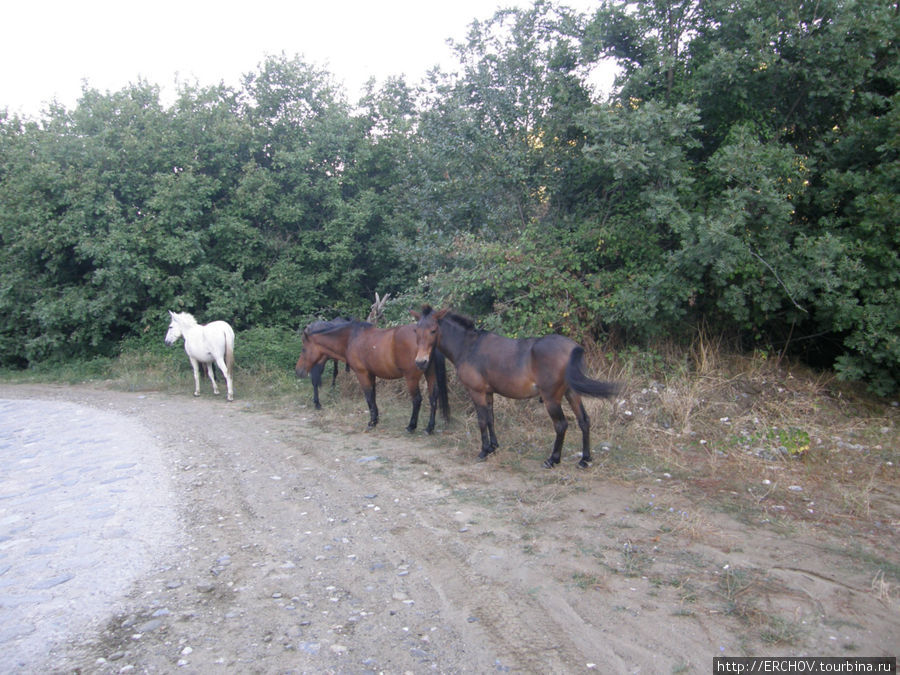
345 324 413 380
531 334 579 394
458 332 576 400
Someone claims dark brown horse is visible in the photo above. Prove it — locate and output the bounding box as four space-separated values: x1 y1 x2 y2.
412 306 620 468
295 319 449 433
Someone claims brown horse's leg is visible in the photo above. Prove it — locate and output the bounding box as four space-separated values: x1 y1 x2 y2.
567 391 592 468
405 376 423 433
542 397 569 468
354 371 379 429
423 369 438 435
469 391 497 460
485 392 498 451
309 361 325 409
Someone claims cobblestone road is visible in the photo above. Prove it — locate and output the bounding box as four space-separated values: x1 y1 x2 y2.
0 397 177 672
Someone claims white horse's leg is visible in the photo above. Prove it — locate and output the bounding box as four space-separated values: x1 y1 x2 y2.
189 357 202 397
214 356 232 401
205 362 220 395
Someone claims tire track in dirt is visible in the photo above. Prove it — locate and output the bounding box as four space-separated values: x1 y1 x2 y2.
3 384 896 673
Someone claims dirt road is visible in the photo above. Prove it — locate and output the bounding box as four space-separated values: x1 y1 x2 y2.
1 383 895 674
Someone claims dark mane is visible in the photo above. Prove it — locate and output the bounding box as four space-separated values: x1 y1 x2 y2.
305 317 367 337
421 304 477 332
445 312 476 331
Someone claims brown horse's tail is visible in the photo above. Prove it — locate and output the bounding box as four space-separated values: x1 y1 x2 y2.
566 347 620 398
434 350 451 422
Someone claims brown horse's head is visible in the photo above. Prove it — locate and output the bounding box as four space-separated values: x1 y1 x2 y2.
294 332 329 378
411 305 448 371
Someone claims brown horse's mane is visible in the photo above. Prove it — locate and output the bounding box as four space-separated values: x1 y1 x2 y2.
306 318 368 336
445 312 476 331
421 304 476 332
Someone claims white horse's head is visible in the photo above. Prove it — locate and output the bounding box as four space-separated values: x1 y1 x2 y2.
165 310 196 346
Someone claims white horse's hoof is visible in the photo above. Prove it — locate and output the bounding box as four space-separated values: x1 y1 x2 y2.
193 392 201 397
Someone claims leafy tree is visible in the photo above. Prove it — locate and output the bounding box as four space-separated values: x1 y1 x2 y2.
412 0 594 234
572 0 899 392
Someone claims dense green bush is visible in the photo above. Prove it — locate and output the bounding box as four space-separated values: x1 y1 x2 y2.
1 0 897 392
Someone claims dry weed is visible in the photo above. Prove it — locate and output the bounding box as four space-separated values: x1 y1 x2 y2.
871 570 898 604
295 330 898 537
660 508 717 543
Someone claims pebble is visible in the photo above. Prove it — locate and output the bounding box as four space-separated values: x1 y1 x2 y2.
137 619 163 632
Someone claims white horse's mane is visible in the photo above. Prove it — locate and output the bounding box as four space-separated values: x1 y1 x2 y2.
170 311 198 327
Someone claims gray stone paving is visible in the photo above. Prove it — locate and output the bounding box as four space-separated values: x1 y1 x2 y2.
0 398 177 672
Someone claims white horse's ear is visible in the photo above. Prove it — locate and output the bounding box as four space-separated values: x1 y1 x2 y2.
168 310 176 319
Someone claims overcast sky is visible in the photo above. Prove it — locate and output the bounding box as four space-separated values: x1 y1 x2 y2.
2 0 612 118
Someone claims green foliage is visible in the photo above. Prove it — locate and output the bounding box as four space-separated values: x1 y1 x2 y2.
576 100 702 337
574 0 899 391
401 226 605 339
236 325 303 373
0 0 897 393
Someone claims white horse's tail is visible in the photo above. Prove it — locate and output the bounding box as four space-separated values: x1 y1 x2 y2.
225 327 235 374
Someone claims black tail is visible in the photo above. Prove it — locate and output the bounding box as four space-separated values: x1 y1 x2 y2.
434 350 451 422
566 347 621 398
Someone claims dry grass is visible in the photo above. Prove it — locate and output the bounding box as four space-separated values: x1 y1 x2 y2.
295 333 899 540
871 570 898 604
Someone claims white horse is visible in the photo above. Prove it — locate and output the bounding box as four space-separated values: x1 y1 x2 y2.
164 311 235 401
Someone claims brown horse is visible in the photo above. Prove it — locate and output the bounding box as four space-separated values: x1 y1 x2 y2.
295 319 449 433
412 306 620 468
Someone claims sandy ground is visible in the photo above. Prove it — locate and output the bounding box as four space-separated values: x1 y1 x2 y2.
0 382 896 674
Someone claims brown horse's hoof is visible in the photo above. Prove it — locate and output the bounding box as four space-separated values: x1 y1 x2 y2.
543 457 560 469
577 458 591 468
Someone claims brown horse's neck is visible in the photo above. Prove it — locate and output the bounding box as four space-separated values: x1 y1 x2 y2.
311 322 358 360
436 316 471 364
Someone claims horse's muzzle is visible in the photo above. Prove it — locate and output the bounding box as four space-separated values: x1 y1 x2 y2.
295 366 308 378
414 357 429 371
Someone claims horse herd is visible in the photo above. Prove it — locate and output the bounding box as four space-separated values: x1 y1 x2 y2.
165 305 621 469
